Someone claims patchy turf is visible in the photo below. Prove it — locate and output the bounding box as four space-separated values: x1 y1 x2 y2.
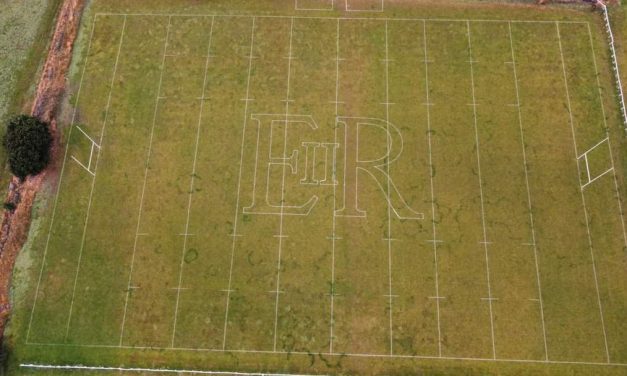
4 0 627 375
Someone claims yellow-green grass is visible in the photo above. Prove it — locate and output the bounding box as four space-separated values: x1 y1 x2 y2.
5 1 627 375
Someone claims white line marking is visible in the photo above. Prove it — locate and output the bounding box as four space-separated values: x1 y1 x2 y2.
246 113 262 216
507 22 549 360
383 20 395 356
95 13 589 24
586 22 627 248
272 17 295 352
70 129 100 177
171 16 215 348
581 168 614 190
119 15 172 346
87 143 94 171
21 364 325 376
328 18 340 354
64 16 127 341
579 137 609 158
222 17 256 350
75 125 101 147
70 156 95 177
21 343 627 367
584 153 591 183
556 22 610 363
25 14 99 342
467 20 496 359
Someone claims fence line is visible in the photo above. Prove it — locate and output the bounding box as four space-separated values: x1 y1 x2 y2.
600 4 627 131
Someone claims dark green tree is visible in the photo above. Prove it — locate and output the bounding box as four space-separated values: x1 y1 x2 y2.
3 115 52 180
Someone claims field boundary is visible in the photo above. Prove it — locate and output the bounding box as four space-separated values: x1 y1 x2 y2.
22 342 627 367
600 4 627 131
20 364 325 375
21 10 627 372
93 13 588 24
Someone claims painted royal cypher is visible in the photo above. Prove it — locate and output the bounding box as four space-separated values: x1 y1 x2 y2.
243 114 423 220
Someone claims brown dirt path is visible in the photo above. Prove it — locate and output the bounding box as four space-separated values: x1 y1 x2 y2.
0 0 85 342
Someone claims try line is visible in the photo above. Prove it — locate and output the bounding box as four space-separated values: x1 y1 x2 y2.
93 12 589 24
22 342 627 367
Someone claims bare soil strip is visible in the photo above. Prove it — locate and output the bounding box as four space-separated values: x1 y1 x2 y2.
0 0 85 341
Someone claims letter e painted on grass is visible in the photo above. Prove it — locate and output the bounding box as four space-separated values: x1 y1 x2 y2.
243 114 319 216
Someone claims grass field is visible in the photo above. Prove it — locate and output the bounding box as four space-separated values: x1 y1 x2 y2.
0 0 63 190
5 0 627 375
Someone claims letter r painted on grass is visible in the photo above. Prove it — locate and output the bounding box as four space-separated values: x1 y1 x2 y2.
243 114 319 216
335 116 423 220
